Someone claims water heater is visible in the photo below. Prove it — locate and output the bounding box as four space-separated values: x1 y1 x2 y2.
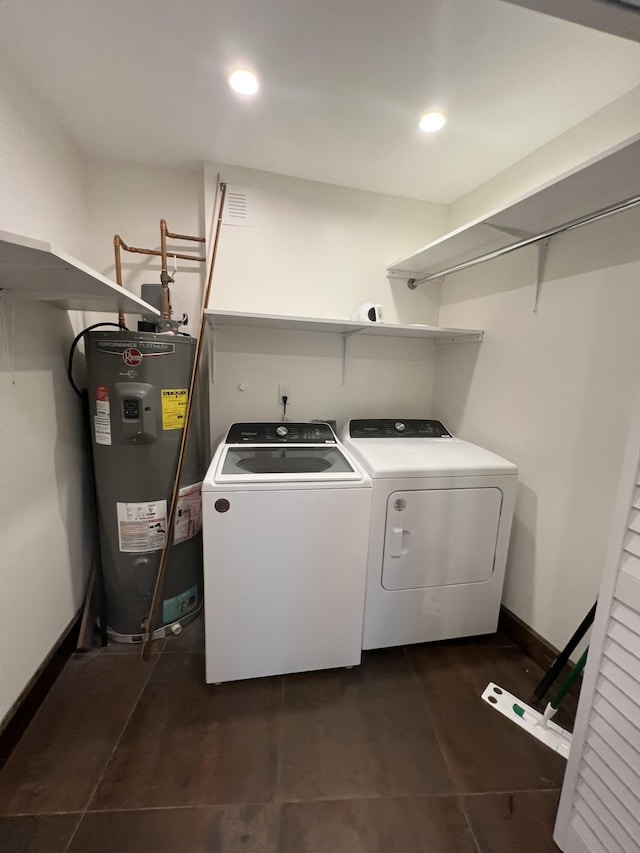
86 330 203 641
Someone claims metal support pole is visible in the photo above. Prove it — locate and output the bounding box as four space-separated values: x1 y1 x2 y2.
533 239 551 314
406 193 640 289
342 331 359 385
208 324 217 384
141 183 227 661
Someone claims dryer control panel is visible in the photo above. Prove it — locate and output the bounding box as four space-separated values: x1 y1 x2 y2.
226 422 337 444
349 419 451 438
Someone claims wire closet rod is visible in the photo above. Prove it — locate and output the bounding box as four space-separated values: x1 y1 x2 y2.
408 192 640 288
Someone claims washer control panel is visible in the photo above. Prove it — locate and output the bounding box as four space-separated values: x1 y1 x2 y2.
226 422 337 444
349 419 451 438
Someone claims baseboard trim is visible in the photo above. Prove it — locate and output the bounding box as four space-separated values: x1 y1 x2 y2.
498 605 583 703
0 611 82 769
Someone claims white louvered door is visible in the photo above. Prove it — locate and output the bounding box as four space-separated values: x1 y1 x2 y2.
555 395 640 853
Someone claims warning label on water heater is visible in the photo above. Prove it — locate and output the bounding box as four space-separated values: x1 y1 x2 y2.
117 500 168 553
161 389 188 430
117 483 202 552
94 385 112 446
174 482 202 545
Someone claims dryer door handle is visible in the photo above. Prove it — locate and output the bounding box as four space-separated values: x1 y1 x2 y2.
389 527 410 557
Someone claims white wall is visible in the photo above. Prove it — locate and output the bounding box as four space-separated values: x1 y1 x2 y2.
204 162 445 324
209 326 436 445
0 53 89 724
447 86 640 232
203 162 445 444
81 158 205 335
436 91 640 651
434 206 640 652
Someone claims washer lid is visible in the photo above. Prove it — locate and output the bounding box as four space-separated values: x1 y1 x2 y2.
213 443 368 485
342 435 517 478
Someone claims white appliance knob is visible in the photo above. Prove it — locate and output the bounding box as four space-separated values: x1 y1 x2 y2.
276 426 288 437
395 422 406 432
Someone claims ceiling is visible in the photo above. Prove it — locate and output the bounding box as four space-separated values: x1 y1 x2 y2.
503 0 640 42
1 0 639 204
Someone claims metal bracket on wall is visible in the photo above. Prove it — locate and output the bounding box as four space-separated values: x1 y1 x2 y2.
533 239 551 315
485 223 534 240
0 290 15 383
208 324 218 383
433 333 484 346
386 268 420 285
342 330 361 385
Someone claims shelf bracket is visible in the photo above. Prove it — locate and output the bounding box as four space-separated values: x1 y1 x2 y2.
485 223 534 240
533 238 551 315
342 330 361 385
434 333 484 346
386 268 420 285
208 324 218 384
0 290 16 383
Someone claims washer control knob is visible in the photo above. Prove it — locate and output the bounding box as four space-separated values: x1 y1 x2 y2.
276 425 288 437
395 422 406 432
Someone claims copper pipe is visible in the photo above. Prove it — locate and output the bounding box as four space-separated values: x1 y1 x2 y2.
159 219 170 319
116 235 204 261
113 235 125 327
116 244 205 262
141 183 228 661
165 230 205 244
160 219 205 243
113 227 207 325
166 231 205 243
160 219 168 272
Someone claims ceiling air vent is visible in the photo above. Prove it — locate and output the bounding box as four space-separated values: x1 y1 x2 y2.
222 185 252 227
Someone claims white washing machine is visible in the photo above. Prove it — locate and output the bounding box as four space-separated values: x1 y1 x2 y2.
340 418 517 649
202 422 372 683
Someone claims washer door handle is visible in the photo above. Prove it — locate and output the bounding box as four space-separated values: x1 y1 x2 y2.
389 527 410 557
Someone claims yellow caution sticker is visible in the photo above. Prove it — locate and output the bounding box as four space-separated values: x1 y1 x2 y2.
161 389 188 430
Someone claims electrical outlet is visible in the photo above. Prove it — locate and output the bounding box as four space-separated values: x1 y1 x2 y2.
278 384 291 404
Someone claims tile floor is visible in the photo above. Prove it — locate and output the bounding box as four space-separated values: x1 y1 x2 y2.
0 618 570 852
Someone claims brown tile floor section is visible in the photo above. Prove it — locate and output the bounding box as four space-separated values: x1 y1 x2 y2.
277 797 478 853
0 815 80 853
407 643 567 793
0 654 156 815
278 649 453 801
0 618 569 852
67 798 478 853
68 804 280 853
91 655 281 809
462 791 562 853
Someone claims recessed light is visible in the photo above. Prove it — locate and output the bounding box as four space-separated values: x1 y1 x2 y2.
229 69 259 96
419 112 446 133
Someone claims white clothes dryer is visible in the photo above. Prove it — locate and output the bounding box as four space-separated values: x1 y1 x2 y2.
340 419 517 649
202 422 372 683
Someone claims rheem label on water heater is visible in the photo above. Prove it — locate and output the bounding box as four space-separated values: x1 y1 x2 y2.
161 389 188 430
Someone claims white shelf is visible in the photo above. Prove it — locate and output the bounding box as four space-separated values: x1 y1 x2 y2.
205 309 483 343
206 309 361 336
388 135 640 282
0 230 159 315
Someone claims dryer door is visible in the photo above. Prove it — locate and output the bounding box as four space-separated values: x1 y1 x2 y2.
382 488 502 590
